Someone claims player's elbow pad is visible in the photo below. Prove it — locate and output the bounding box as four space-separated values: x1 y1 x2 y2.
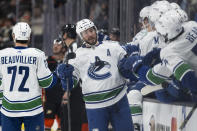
181 71 197 93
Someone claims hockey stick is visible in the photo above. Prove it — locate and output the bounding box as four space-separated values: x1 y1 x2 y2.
141 84 163 95
179 104 197 130
62 51 76 131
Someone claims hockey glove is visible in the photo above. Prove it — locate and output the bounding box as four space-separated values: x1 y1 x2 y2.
118 57 133 79
122 44 139 56
129 55 143 74
162 79 190 101
56 63 74 90
142 48 161 67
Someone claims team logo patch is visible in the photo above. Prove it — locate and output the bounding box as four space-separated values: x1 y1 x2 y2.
88 56 111 80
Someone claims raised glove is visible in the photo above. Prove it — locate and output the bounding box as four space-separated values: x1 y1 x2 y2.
56 64 74 90
56 64 74 79
122 44 139 56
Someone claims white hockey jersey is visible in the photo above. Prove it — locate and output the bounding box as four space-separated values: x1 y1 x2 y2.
132 29 148 45
138 31 166 56
0 73 2 105
147 21 197 84
0 47 53 117
69 41 127 109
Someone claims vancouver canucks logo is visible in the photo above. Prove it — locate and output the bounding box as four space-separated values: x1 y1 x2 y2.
88 56 111 80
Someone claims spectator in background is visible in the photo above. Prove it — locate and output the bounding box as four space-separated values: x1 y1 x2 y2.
89 0 109 30
31 7 44 49
0 18 15 49
109 27 120 42
44 39 65 131
20 10 31 25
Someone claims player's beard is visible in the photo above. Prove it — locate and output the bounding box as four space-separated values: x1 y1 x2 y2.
85 35 97 45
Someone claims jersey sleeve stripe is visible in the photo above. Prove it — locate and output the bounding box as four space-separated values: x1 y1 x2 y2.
173 63 192 81
146 69 165 85
38 73 53 81
83 84 125 103
38 74 53 88
172 61 184 72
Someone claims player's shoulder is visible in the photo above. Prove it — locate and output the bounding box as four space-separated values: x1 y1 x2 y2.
102 40 121 48
28 48 46 56
182 21 197 33
0 47 15 55
160 45 176 59
0 47 12 52
183 21 197 28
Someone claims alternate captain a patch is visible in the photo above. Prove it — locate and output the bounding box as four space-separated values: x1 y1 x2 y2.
107 49 111 56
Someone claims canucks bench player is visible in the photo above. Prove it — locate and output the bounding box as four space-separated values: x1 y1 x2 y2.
0 22 56 131
121 9 197 101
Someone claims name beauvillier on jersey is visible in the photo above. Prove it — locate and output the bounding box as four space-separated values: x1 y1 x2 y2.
0 55 37 65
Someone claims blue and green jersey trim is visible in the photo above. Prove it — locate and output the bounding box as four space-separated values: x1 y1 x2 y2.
137 65 165 85
173 61 192 81
83 83 125 104
38 73 53 88
2 95 42 112
146 69 166 85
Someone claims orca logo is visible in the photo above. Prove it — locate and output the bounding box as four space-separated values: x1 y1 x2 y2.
88 56 111 80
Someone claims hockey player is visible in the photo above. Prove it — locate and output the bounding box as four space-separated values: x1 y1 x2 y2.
56 19 134 131
109 28 120 42
0 22 56 131
120 9 197 101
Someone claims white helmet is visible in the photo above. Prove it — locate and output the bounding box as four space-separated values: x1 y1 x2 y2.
170 2 180 10
155 10 182 40
12 22 31 41
149 2 172 24
76 19 97 39
139 6 150 22
176 9 188 23
152 0 170 6
148 7 162 24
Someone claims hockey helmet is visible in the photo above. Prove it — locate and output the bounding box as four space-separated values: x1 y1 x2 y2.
155 10 182 40
61 24 77 39
76 19 97 39
170 2 181 10
12 22 31 41
176 9 188 23
139 6 151 22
